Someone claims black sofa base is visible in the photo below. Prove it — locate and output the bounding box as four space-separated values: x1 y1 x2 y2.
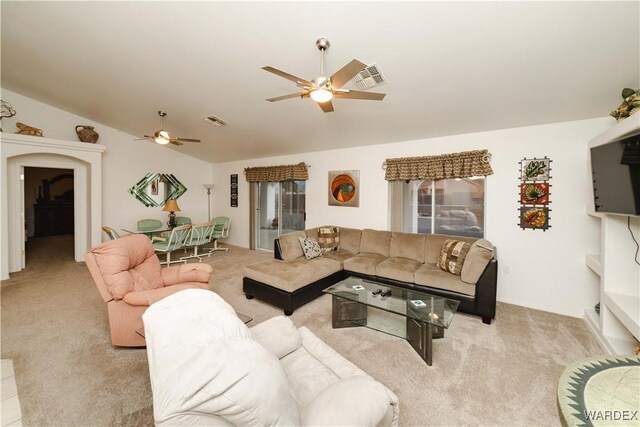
243 270 345 316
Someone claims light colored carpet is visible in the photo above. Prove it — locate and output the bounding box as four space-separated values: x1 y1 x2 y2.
1 235 604 426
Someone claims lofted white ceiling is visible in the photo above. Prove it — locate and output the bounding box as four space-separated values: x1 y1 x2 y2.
1 1 638 164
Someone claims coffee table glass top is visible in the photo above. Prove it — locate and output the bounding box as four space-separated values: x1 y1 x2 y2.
324 276 459 329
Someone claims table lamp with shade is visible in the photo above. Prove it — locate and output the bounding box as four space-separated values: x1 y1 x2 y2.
203 184 214 220
163 199 181 229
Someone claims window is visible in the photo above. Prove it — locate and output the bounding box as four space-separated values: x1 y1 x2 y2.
254 181 306 250
398 177 485 238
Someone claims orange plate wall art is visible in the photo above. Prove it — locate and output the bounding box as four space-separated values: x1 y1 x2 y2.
328 170 359 207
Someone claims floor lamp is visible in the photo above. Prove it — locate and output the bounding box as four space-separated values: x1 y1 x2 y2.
203 184 214 220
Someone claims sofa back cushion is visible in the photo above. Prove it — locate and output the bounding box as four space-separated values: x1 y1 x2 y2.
339 227 362 253
85 234 164 300
359 229 392 257
461 239 494 284
279 231 307 260
424 234 477 264
390 232 426 263
143 289 300 426
304 228 319 240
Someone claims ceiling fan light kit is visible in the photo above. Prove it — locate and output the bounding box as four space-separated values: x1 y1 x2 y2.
262 37 386 113
310 88 333 103
137 110 202 146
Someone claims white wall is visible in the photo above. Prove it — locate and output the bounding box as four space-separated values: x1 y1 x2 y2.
211 117 613 317
1 89 213 235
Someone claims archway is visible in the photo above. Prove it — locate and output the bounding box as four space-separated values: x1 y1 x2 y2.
1 134 105 279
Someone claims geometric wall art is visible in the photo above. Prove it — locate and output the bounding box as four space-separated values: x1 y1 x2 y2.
328 170 359 207
518 157 552 230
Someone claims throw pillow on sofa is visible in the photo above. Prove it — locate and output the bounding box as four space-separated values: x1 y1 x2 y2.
437 239 471 275
298 237 323 260
317 226 340 252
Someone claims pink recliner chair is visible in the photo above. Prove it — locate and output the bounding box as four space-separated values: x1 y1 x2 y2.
84 234 213 347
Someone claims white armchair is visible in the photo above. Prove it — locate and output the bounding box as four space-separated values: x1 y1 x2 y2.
143 289 399 426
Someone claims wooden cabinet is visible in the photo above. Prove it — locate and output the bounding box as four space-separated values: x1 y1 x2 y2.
34 202 74 237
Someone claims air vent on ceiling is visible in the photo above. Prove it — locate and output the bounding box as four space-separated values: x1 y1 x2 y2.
203 115 228 127
351 63 387 90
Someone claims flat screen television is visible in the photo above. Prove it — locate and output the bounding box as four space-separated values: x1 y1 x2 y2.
591 135 640 216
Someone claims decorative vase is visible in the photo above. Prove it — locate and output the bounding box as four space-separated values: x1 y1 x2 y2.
75 125 99 143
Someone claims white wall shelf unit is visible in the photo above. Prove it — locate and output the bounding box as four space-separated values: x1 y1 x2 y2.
584 114 640 356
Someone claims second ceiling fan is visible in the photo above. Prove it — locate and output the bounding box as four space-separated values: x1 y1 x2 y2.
138 111 201 146
262 38 386 113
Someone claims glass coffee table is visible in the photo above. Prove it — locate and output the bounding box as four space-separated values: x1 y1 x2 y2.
135 312 253 338
324 276 459 366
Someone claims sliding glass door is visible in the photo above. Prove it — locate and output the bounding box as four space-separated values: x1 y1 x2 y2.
256 181 305 250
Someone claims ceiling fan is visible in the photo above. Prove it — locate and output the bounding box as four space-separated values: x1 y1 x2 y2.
262 38 386 113
137 111 201 146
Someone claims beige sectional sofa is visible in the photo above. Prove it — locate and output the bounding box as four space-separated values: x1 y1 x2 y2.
243 227 497 324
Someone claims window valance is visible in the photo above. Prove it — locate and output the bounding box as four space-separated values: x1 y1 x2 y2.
244 162 309 182
384 149 493 181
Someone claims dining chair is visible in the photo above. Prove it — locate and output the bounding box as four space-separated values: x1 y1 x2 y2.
209 217 230 252
175 216 192 226
137 218 163 232
101 226 120 240
152 224 191 265
180 222 215 261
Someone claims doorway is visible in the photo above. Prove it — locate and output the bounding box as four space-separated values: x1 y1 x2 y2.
23 167 75 265
255 181 306 250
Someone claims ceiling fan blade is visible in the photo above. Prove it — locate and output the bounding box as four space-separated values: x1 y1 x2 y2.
262 66 314 87
174 138 201 143
334 90 386 101
266 93 307 102
135 137 152 141
317 100 335 113
330 59 367 89
169 140 184 146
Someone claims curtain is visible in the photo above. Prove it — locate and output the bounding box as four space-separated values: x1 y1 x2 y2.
249 183 256 250
244 162 308 182
388 180 405 232
384 149 493 181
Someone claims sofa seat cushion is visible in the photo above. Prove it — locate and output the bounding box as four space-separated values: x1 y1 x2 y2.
376 257 423 283
343 253 387 276
280 344 341 407
322 249 357 267
243 258 341 293
281 326 373 407
301 376 396 427
414 263 476 296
